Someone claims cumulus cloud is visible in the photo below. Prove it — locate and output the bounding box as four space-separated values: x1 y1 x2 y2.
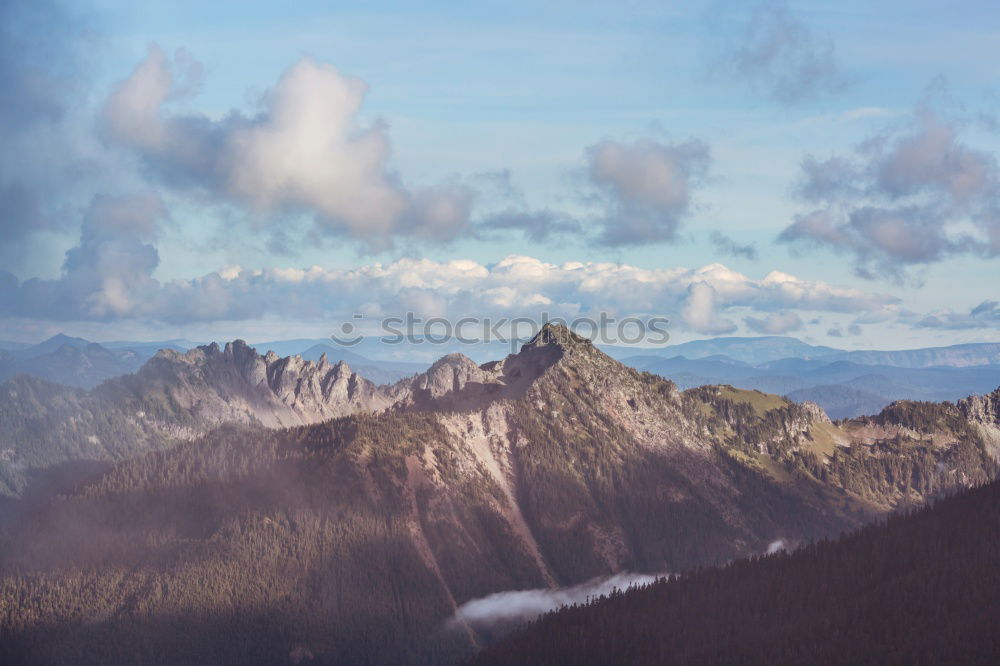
451 573 662 629
744 311 803 335
7 193 166 320
586 138 710 246
101 46 474 249
710 231 758 260
719 0 848 104
0 253 898 328
780 109 1000 279
682 282 737 335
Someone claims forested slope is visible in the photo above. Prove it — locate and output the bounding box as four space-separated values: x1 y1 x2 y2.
475 478 1000 665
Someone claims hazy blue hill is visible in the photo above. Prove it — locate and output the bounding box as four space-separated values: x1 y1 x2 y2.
0 336 200 390
830 342 1000 368
756 357 835 372
617 354 1000 418
632 336 840 364
786 384 891 420
15 334 91 360
610 337 1000 369
101 339 193 354
298 344 426 384
0 342 145 389
633 356 767 381
248 337 333 357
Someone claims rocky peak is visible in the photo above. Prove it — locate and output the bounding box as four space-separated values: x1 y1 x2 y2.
959 386 1000 425
395 335 572 410
800 401 832 424
521 323 594 354
134 340 393 428
514 323 629 385
416 353 484 395
959 387 1000 460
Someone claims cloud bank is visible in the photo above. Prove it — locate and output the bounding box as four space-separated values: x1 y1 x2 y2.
0 240 900 335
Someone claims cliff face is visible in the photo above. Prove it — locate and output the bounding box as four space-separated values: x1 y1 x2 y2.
960 387 1000 458
126 339 394 428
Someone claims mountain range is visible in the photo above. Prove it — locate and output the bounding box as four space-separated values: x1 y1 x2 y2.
1 324 998 664
610 335 1000 367
4 334 1000 422
0 334 426 390
623 354 1000 418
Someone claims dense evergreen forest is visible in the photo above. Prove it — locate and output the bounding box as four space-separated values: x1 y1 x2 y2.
474 478 1000 665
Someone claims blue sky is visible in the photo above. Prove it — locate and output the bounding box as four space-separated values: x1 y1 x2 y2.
1 0 999 347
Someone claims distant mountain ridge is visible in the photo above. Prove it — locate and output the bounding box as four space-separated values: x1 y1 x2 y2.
0 334 427 390
0 338 147 388
0 334 187 389
5 332 1000 423
613 335 1000 368
621 335 840 365
831 342 1000 368
622 354 1000 419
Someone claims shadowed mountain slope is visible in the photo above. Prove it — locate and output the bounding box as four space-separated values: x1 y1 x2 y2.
474 475 1000 665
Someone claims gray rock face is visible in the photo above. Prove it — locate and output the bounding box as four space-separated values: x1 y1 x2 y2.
390 327 568 410
960 388 1000 459
960 387 1000 424
134 340 394 428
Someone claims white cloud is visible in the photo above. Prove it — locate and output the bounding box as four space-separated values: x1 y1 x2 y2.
101 46 473 249
451 573 663 629
6 193 166 320
682 282 737 335
1 246 901 329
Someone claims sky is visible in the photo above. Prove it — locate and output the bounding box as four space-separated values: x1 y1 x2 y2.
1 0 999 348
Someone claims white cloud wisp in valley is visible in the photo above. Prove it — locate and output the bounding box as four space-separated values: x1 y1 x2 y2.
450 573 664 630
